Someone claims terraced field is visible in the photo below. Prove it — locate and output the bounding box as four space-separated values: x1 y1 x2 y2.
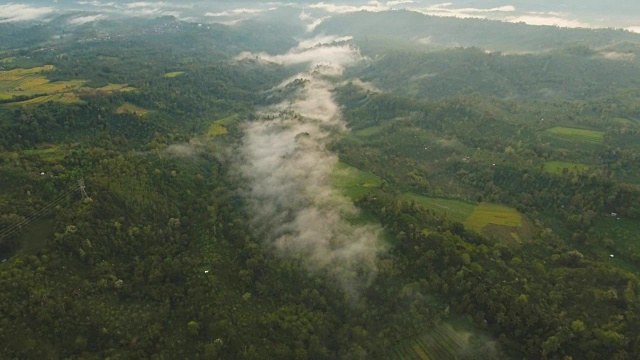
544 161 591 175
0 65 90 104
544 126 604 144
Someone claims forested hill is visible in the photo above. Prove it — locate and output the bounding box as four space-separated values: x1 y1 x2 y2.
1 7 640 360
349 46 640 100
316 10 640 53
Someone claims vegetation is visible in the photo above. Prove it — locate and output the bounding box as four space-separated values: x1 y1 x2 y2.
0 8 639 360
545 126 605 144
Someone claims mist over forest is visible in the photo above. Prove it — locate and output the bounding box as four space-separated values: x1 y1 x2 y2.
1 1 640 359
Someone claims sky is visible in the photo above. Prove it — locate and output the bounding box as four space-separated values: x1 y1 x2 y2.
2 1 640 32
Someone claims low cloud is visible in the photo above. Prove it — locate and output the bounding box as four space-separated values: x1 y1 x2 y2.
309 1 390 14
412 3 515 19
504 14 589 28
68 14 106 25
239 38 382 295
236 44 363 72
296 34 353 50
205 8 268 17
0 4 54 23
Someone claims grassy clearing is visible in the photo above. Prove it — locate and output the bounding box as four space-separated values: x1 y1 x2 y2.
465 203 522 229
544 126 604 144
205 114 243 136
354 126 382 137
0 57 16 64
23 145 69 163
544 161 591 175
207 124 228 136
116 102 149 116
214 114 241 127
164 71 185 78
332 162 383 199
401 192 475 223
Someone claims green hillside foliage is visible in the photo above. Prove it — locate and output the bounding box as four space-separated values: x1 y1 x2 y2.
0 9 640 360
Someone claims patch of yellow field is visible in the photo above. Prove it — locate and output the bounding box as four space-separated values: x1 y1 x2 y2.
15 77 49 90
116 102 149 116
0 65 54 81
465 203 522 230
30 80 85 94
7 93 81 106
164 71 185 78
98 83 130 91
207 123 228 136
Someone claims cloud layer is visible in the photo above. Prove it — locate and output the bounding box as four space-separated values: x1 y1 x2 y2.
239 38 382 294
0 4 54 23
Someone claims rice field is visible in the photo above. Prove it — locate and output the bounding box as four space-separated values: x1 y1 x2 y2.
8 93 82 106
401 193 475 223
164 71 185 78
544 126 604 144
543 161 591 175
116 102 149 116
0 65 89 104
401 194 528 242
332 162 383 199
465 203 522 229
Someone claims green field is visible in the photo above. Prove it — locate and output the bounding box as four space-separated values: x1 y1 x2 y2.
116 102 149 116
544 161 591 175
466 203 521 228
214 114 241 127
355 126 383 137
401 192 475 223
23 144 75 164
164 71 185 78
332 162 383 199
205 114 242 137
544 126 604 144
95 83 135 92
400 194 529 242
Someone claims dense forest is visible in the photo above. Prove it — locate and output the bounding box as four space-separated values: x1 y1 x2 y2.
1 7 640 360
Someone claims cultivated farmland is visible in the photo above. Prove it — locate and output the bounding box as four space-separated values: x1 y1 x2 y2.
544 126 604 144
